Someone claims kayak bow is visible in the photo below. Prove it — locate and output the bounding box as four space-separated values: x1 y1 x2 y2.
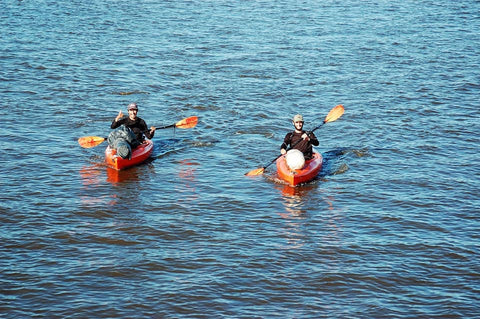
276 150 323 186
105 140 153 170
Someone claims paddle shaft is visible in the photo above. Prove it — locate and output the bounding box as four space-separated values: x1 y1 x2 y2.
79 125 170 148
142 122 183 134
100 121 171 138
78 116 198 148
153 116 198 130
155 123 175 130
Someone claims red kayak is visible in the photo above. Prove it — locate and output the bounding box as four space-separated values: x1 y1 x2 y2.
276 151 323 186
105 140 153 170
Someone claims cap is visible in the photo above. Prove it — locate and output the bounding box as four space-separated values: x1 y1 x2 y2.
293 114 303 122
127 103 138 110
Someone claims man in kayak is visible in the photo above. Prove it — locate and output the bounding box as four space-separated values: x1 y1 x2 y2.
111 102 156 143
280 114 319 160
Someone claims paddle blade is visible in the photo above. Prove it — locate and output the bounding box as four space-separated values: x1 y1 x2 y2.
245 167 265 176
78 136 106 148
175 116 198 129
324 104 345 123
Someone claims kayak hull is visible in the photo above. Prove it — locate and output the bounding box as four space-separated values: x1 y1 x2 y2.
105 140 153 170
276 151 323 186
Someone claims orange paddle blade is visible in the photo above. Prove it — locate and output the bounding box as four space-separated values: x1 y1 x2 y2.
175 116 198 129
245 167 265 176
324 104 345 123
78 136 106 148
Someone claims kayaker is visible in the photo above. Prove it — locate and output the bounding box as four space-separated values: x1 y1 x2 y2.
280 114 319 160
111 102 156 144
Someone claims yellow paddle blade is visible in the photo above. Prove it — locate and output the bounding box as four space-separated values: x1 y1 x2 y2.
78 136 106 148
175 116 198 129
245 167 265 176
324 104 345 123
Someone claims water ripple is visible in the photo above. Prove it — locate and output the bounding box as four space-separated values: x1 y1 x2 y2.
1 0 480 318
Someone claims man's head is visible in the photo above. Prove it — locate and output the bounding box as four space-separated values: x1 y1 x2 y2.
127 103 138 120
292 114 304 131
127 103 138 111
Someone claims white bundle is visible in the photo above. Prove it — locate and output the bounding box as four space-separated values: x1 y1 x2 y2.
285 149 305 170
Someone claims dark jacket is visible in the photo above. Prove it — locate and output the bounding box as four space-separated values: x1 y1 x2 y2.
280 130 319 160
111 116 154 142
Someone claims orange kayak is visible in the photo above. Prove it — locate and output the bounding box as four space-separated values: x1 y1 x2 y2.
105 140 153 170
276 151 323 186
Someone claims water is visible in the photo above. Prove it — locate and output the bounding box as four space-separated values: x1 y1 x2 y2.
1 1 479 318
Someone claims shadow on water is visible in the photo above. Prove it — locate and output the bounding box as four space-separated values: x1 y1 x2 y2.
151 137 184 159
319 147 370 179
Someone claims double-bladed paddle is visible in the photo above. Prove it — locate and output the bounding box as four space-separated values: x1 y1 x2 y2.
77 115 198 148
245 105 345 176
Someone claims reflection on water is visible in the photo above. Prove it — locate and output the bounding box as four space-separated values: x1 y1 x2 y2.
175 159 199 203
276 183 338 215
78 164 119 206
79 164 144 185
79 165 104 187
277 184 310 217
272 147 363 218
275 184 312 249
105 166 142 184
79 163 148 207
275 182 343 250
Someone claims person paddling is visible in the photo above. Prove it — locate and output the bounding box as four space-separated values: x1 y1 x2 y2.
111 102 156 143
245 105 344 176
280 114 319 161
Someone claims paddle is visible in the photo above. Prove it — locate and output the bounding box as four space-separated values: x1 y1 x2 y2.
245 105 344 176
77 116 198 148
156 116 198 129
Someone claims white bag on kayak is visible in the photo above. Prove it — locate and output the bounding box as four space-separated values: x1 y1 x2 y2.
286 149 305 170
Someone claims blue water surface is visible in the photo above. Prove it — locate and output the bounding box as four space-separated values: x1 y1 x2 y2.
1 1 479 318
